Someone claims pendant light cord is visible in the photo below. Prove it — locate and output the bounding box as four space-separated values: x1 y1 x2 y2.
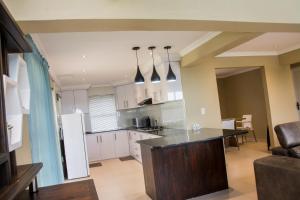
135 50 139 66
167 48 171 64
151 49 155 66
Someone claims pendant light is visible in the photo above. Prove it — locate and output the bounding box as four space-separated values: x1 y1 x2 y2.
149 46 160 83
133 46 144 84
164 46 176 82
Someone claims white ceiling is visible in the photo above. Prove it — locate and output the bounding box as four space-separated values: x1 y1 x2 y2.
218 32 300 57
215 67 260 78
33 31 209 87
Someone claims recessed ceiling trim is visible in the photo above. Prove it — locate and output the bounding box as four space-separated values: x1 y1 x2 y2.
216 67 260 78
180 31 222 56
216 51 278 57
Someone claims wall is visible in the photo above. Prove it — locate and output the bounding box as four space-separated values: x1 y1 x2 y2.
181 63 222 129
181 56 299 146
16 115 32 165
217 69 268 140
88 86 115 97
118 100 186 129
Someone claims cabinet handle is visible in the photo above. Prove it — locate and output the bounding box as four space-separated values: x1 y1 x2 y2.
114 134 117 140
100 136 102 143
97 136 99 143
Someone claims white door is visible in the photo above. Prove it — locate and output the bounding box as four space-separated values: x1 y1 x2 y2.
62 114 89 179
292 66 300 119
86 134 101 162
115 131 130 157
99 133 115 160
61 91 75 114
74 90 89 113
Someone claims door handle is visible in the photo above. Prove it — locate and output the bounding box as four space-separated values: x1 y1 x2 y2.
297 102 300 110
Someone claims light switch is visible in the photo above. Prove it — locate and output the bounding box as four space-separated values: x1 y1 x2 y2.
201 107 206 115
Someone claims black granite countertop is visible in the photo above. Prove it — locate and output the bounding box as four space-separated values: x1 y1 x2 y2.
85 127 163 134
136 128 248 148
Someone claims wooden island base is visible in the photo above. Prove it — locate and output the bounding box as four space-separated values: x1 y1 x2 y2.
140 137 228 200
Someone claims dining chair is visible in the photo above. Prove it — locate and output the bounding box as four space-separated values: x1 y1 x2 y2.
236 114 257 142
222 119 239 150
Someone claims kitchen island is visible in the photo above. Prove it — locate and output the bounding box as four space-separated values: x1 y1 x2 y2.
137 128 246 200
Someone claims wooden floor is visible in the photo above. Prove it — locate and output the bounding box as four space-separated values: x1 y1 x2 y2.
89 141 270 200
15 180 98 200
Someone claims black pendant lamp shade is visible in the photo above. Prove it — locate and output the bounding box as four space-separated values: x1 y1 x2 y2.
133 47 145 84
164 46 176 82
149 46 161 83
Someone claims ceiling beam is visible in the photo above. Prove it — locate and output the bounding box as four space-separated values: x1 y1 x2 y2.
15 19 300 34
181 32 262 67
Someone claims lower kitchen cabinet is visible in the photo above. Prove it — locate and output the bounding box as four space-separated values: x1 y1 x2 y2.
86 131 130 163
100 133 116 160
115 131 130 157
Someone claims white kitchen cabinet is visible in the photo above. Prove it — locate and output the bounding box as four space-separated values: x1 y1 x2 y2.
115 131 130 157
61 90 89 114
99 133 116 160
74 90 89 113
86 133 101 162
61 91 75 114
115 84 137 110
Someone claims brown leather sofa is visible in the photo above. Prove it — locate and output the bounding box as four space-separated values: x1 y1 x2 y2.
254 155 300 200
254 121 300 200
272 121 300 158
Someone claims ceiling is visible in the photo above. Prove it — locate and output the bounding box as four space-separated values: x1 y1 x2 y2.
33 31 209 87
218 32 300 56
215 67 260 78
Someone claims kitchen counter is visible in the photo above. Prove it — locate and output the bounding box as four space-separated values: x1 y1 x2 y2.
138 128 246 199
85 127 163 135
136 128 247 148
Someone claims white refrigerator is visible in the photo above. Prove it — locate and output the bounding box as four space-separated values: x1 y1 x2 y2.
61 113 89 179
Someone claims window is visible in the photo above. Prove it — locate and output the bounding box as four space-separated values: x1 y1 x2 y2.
89 95 118 132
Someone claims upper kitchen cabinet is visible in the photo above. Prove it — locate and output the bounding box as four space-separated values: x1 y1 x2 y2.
61 90 89 114
115 84 137 110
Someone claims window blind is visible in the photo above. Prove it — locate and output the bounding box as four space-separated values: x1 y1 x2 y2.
89 95 118 132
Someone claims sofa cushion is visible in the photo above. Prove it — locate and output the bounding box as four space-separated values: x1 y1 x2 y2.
271 147 290 156
274 121 300 149
289 146 300 158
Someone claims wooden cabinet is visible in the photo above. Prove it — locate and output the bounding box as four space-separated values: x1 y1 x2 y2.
86 134 101 162
86 131 130 163
99 133 115 160
115 84 137 110
61 90 89 114
115 131 130 157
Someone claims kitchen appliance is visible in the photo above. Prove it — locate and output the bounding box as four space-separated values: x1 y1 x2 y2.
141 116 151 128
132 117 142 128
61 113 89 179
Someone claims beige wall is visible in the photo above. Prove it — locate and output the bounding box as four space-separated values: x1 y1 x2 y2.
16 115 32 165
181 56 299 146
217 69 268 140
88 86 115 97
181 63 222 129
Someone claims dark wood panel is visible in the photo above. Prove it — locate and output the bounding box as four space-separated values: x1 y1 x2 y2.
0 163 43 200
141 138 228 200
0 1 31 53
15 180 99 200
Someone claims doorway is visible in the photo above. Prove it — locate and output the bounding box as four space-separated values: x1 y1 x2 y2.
215 67 269 145
291 64 300 119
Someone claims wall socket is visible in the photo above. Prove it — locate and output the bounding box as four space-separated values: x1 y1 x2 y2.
201 107 206 115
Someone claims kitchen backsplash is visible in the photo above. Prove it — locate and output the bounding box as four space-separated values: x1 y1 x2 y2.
117 100 186 129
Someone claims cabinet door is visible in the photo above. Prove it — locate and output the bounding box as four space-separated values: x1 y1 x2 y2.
86 134 101 163
126 84 137 109
116 86 125 110
61 91 75 114
74 90 89 113
99 133 116 160
115 131 130 157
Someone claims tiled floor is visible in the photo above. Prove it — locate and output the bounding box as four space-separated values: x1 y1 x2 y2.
89 141 270 200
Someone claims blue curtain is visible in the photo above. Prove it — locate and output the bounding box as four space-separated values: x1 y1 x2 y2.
24 35 64 187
